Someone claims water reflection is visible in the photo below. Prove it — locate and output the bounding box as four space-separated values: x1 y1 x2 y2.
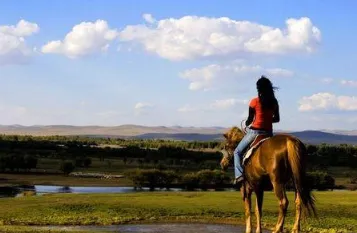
0 184 349 198
34 185 183 194
1 185 185 197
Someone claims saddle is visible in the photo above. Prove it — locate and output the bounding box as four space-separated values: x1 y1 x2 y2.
242 134 271 165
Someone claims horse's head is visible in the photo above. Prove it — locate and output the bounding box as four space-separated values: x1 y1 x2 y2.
220 126 245 171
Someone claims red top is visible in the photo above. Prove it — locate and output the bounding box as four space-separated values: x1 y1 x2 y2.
249 97 276 131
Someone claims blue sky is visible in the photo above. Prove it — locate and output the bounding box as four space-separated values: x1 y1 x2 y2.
1 0 357 131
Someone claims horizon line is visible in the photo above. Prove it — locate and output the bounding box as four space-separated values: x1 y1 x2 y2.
0 123 356 133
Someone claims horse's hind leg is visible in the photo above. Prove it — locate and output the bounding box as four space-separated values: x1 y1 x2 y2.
292 192 301 233
272 182 289 233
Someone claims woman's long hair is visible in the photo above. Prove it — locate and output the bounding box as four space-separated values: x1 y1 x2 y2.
256 75 278 110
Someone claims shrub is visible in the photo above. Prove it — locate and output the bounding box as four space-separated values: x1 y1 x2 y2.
60 161 75 175
125 169 179 191
161 170 179 190
0 155 7 171
75 158 83 167
83 157 92 168
0 154 37 172
126 169 231 191
211 170 231 190
23 154 38 171
196 169 231 190
181 172 199 191
196 170 216 190
307 171 335 191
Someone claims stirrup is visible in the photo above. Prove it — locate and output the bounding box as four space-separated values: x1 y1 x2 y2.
234 176 244 185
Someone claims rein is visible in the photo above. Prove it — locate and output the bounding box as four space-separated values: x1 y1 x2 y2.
240 119 248 134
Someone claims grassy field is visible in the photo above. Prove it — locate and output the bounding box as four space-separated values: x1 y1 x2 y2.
0 191 356 233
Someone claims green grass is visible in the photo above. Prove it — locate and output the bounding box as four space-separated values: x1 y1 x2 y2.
0 191 356 233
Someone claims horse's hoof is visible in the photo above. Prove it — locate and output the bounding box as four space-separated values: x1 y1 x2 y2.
245 228 252 233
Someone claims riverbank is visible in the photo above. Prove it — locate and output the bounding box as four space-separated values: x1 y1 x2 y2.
0 172 133 187
0 191 356 233
2 164 356 190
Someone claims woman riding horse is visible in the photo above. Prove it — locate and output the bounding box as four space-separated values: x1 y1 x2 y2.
221 76 316 233
233 75 280 185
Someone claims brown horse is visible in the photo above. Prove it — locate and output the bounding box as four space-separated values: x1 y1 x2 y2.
220 126 316 233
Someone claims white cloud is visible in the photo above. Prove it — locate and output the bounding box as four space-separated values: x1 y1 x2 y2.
134 102 154 116
266 68 294 77
0 19 39 37
96 111 120 118
0 20 39 65
177 104 197 113
341 80 357 87
210 98 247 110
143 13 156 24
134 102 154 109
119 15 321 61
178 98 247 113
41 20 118 58
321 78 334 84
0 103 28 123
180 61 293 91
299 92 357 111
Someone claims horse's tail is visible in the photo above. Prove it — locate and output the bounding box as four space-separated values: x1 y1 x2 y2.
287 137 317 218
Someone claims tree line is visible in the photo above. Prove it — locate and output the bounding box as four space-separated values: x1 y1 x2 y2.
0 135 356 173
0 134 221 150
125 169 336 191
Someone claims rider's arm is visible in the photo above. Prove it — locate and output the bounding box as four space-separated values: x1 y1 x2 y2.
245 107 255 126
245 98 256 127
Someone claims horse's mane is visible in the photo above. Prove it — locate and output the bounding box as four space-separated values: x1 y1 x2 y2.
223 126 245 146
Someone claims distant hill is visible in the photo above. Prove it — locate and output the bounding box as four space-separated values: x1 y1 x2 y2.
132 133 224 141
288 130 357 145
0 124 227 136
0 124 357 145
130 131 357 145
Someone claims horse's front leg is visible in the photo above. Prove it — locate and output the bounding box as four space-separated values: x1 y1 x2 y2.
242 187 253 233
255 189 264 233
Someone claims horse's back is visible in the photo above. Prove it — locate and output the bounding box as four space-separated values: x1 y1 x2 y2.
267 133 305 148
248 133 304 182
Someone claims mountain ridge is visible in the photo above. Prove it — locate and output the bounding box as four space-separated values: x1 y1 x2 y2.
1 124 357 145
